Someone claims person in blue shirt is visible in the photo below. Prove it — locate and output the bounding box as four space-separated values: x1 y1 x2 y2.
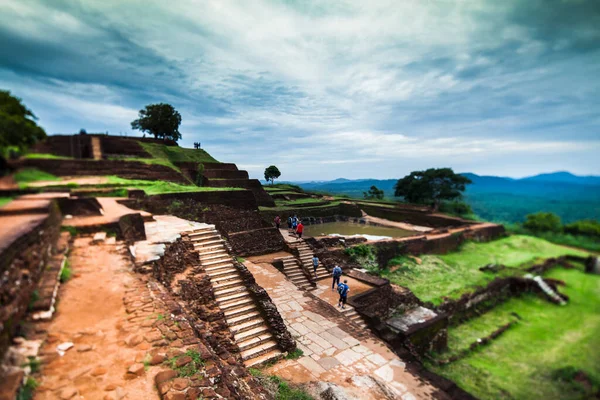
312 255 319 276
332 265 342 291
337 280 350 309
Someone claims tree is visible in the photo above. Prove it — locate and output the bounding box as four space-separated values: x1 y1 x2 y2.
394 168 471 210
131 103 182 142
0 90 46 158
264 165 281 185
523 212 562 233
363 185 384 200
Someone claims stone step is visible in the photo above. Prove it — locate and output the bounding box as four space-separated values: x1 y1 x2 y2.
214 286 246 297
209 268 238 278
199 253 229 262
211 273 240 283
193 239 224 248
217 291 250 306
224 304 257 319
205 263 234 273
244 349 283 368
196 244 226 252
183 227 215 235
237 332 274 352
198 249 227 257
227 310 261 326
230 317 265 334
287 272 306 279
241 340 279 361
213 278 243 291
191 235 221 244
188 230 218 238
204 258 233 267
234 324 270 342
219 297 254 311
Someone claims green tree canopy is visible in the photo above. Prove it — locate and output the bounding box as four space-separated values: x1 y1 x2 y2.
131 103 182 142
564 219 600 237
363 185 384 200
394 168 471 209
0 90 46 157
264 165 281 185
523 212 562 232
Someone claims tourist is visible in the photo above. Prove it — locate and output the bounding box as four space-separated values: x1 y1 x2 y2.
287 216 293 230
337 279 350 309
312 255 319 276
296 220 304 238
274 215 281 229
292 216 298 231
332 265 342 291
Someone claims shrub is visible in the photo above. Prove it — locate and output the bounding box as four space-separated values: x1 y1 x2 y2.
564 219 600 237
523 212 562 232
60 261 72 283
285 348 304 360
439 201 473 216
17 377 38 400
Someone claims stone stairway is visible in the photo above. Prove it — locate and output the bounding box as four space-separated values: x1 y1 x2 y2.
293 241 329 280
91 136 102 160
185 226 283 367
340 306 368 329
280 256 312 290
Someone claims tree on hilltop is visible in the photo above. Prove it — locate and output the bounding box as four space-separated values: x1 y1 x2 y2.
363 185 384 200
523 212 562 232
0 90 46 160
394 168 471 210
131 103 182 142
264 165 281 185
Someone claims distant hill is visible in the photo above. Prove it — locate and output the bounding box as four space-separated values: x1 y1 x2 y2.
293 172 600 224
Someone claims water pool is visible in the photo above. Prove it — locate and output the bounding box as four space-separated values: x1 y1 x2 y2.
302 221 417 239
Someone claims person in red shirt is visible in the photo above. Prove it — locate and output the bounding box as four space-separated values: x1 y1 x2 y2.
296 220 304 238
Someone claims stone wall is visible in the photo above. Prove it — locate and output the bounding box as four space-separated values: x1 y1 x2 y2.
11 158 190 184
259 203 363 225
0 203 61 360
98 136 151 158
30 134 93 159
227 227 287 257
129 193 286 256
360 204 469 228
205 178 275 207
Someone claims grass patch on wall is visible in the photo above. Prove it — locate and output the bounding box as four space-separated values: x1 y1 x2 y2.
0 197 13 207
377 235 589 305
426 268 600 400
23 153 73 160
105 176 242 195
14 168 58 187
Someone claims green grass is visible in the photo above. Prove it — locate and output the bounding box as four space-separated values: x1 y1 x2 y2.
426 268 600 399
16 377 38 400
275 198 327 207
14 168 58 187
24 153 73 160
139 142 218 169
285 348 304 360
59 261 72 283
104 176 242 195
165 349 205 378
260 201 341 212
508 225 600 253
249 369 313 400
378 235 589 305
0 197 13 207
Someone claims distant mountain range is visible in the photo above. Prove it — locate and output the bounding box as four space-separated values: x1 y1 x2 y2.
287 172 600 224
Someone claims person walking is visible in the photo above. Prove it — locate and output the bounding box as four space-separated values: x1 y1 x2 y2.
274 215 281 229
287 216 293 229
332 265 342 291
337 280 350 309
312 255 319 276
296 220 304 238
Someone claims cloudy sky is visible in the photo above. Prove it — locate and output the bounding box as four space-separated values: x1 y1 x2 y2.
1 0 599 180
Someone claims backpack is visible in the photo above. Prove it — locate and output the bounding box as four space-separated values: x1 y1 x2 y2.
333 267 342 277
337 283 348 296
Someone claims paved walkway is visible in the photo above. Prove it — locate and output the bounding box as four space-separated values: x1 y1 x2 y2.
245 260 435 400
65 197 152 228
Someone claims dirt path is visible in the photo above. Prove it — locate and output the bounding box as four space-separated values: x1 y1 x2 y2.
35 237 163 400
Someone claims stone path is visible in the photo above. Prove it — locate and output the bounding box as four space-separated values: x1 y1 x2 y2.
245 260 435 400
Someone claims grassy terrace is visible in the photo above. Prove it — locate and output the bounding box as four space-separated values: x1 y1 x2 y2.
427 268 600 399
14 168 59 188
259 201 342 212
377 235 589 305
108 141 219 172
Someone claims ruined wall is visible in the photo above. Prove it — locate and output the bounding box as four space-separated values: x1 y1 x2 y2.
11 158 190 184
260 203 362 225
360 204 469 228
98 136 151 158
205 178 275 207
30 134 93 159
130 193 286 256
0 203 61 359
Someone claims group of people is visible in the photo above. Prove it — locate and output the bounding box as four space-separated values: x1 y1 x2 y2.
274 215 348 308
274 215 304 238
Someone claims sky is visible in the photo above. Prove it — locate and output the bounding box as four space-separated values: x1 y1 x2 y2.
1 0 599 181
